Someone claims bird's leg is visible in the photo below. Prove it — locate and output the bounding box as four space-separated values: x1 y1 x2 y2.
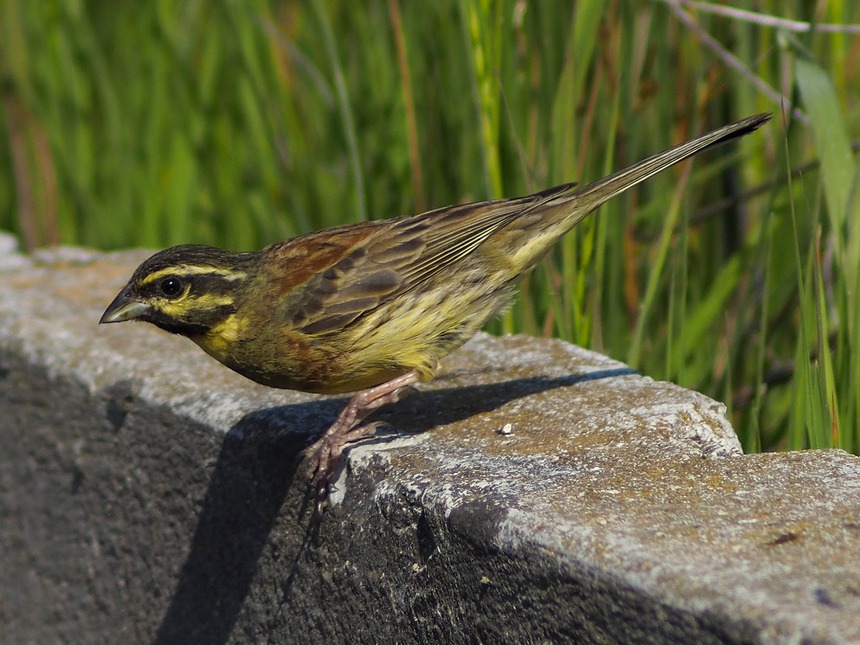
303 371 420 504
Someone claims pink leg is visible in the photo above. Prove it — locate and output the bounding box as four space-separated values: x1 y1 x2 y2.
303 371 420 506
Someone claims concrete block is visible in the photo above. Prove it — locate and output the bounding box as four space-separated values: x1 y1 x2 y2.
1 236 858 643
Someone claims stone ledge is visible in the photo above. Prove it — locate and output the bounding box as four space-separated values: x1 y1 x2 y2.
1 233 859 644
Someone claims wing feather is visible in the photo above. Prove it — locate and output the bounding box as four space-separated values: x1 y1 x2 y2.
275 183 577 335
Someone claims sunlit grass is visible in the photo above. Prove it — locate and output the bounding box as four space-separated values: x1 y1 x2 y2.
1 0 858 453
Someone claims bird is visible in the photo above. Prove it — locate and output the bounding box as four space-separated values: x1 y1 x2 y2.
100 113 771 504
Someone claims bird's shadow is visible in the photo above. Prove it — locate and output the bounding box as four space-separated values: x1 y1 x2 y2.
153 367 634 644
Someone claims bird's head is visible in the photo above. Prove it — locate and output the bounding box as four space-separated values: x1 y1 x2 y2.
100 244 256 336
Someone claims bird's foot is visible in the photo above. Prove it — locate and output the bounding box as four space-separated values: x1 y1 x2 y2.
302 372 420 511
303 420 390 510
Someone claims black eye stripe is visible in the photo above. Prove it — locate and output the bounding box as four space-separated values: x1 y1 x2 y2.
189 275 244 295
143 274 242 299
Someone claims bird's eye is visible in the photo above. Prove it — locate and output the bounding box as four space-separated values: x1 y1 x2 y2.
159 277 183 298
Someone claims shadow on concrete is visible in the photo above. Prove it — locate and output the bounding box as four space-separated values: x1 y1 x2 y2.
153 367 635 643
152 408 308 645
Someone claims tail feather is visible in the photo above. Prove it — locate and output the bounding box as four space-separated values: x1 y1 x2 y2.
555 112 772 230
499 113 771 275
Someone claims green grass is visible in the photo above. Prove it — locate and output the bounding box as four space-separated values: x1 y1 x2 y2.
2 0 858 453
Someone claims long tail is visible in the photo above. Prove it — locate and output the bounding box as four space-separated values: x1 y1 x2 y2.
499 113 771 272
556 112 771 228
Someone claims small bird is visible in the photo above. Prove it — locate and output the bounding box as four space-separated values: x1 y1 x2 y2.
100 113 770 503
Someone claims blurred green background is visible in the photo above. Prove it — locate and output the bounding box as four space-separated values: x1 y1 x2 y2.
2 0 858 453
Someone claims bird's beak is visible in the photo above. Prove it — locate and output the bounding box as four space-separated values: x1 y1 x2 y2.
99 289 150 324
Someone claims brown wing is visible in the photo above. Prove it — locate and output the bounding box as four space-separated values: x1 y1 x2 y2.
271 183 577 335
268 113 772 337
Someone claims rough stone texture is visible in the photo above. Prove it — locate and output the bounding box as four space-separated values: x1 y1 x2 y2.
1 232 859 644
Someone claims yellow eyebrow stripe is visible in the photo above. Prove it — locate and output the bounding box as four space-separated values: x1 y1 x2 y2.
158 293 235 319
141 265 248 285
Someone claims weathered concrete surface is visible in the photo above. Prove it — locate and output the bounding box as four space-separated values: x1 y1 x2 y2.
1 232 859 644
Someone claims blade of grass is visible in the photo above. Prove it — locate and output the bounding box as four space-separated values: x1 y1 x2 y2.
812 228 840 448
795 50 857 451
310 0 367 222
794 54 855 277
627 162 692 368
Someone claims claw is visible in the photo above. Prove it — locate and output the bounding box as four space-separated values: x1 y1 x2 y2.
302 371 421 509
